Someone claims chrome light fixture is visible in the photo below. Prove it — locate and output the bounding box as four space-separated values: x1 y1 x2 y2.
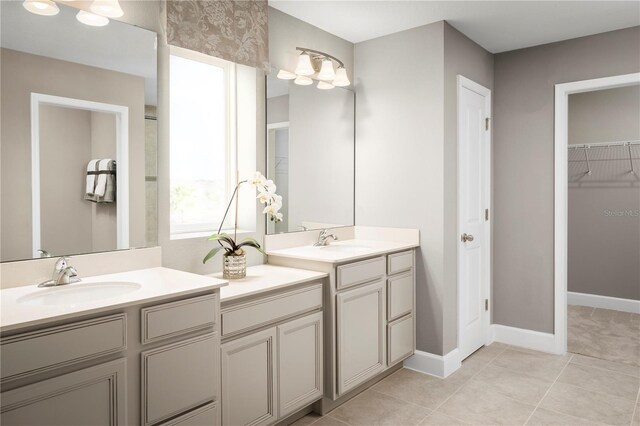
278 47 350 90
76 9 109 26
90 0 123 18
23 0 59 16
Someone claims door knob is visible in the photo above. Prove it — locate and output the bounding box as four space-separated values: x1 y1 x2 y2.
461 233 474 242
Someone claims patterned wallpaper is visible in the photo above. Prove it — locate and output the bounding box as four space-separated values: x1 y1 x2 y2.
166 0 269 71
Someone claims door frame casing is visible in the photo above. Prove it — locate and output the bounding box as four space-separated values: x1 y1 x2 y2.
30 93 129 257
553 72 640 354
456 75 492 358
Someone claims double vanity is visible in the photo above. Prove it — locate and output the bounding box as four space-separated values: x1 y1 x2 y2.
0 227 418 425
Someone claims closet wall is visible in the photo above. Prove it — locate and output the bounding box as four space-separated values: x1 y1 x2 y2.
568 85 640 301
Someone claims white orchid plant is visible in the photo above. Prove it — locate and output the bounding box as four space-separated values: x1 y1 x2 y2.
203 172 283 264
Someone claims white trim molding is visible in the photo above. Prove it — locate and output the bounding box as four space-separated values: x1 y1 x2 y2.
554 73 640 355
568 292 640 314
403 349 461 378
30 93 130 257
491 324 557 354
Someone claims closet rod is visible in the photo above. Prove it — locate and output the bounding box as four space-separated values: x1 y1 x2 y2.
568 140 640 150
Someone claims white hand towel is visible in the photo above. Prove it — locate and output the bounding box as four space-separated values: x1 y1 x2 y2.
85 159 99 195
94 159 112 197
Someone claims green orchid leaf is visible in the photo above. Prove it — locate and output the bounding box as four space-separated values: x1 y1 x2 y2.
207 233 237 250
202 247 223 264
237 238 266 255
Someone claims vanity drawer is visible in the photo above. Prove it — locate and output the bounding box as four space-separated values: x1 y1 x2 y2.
336 257 386 290
387 250 413 275
141 293 217 344
388 314 414 366
142 333 218 426
160 401 218 425
0 313 127 383
387 271 414 320
221 283 323 337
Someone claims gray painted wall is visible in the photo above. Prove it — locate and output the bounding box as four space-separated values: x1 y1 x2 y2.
442 22 494 353
568 86 640 300
493 27 640 333
356 21 493 356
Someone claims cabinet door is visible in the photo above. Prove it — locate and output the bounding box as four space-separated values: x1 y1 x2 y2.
221 328 277 426
1 358 126 426
336 280 386 396
277 311 323 418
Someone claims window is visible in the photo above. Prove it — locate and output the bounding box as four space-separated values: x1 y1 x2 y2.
169 48 235 237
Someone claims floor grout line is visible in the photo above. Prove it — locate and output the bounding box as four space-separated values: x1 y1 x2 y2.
428 345 509 416
523 354 574 426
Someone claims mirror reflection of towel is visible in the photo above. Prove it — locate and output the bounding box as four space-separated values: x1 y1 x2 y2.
84 159 116 203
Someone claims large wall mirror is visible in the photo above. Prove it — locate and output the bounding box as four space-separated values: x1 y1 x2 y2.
0 1 158 262
266 69 355 234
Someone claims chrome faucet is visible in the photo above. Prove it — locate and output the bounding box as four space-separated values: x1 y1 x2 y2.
314 229 338 246
38 257 80 287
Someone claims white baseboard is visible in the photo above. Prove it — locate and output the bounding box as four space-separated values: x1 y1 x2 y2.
403 348 461 378
492 324 558 354
568 291 640 314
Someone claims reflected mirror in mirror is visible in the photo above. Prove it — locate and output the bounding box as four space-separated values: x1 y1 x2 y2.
0 1 158 262
266 68 355 234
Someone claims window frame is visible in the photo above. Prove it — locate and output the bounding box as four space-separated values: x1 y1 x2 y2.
168 46 237 238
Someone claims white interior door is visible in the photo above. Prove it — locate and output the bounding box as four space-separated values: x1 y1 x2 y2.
457 76 491 361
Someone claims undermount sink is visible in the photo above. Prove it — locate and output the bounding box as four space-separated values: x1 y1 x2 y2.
17 281 142 307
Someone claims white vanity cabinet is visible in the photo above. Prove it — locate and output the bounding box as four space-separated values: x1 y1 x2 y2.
220 281 324 426
0 289 222 426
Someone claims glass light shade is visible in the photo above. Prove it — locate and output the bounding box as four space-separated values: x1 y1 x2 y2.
23 0 59 16
317 59 336 81
277 69 297 80
333 67 351 87
76 10 109 26
294 53 315 76
294 75 313 86
317 81 335 90
90 0 123 17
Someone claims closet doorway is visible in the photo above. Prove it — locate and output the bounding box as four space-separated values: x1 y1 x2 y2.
554 73 640 358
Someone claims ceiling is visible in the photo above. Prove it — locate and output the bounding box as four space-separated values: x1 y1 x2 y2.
269 1 640 53
1 1 157 104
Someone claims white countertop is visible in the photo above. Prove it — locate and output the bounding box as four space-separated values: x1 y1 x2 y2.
266 239 419 264
212 264 327 303
0 267 228 333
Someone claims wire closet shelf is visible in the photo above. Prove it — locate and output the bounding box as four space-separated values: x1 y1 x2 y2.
568 139 639 175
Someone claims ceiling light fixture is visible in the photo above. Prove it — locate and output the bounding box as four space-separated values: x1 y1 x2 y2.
23 0 59 16
89 0 123 18
76 9 109 26
278 47 350 90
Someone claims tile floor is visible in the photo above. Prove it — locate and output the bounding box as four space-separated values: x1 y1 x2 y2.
292 306 640 426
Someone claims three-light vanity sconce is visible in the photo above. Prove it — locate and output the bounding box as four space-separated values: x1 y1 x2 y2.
23 0 123 26
278 48 351 89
